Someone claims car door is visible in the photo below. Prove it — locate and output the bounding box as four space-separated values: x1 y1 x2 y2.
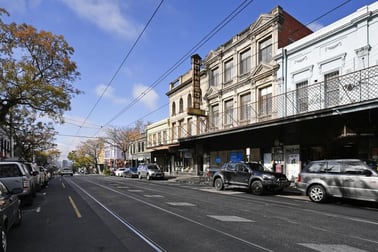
341 160 378 201
233 163 250 186
222 163 237 184
323 160 343 197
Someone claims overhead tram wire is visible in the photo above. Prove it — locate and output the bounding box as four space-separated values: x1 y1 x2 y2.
73 0 165 138
115 0 355 131
91 0 353 137
100 0 255 131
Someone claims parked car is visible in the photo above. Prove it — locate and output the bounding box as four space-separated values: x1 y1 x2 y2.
114 168 126 177
212 161 290 195
23 162 41 192
0 161 37 205
137 164 165 180
0 180 22 252
122 167 138 178
296 159 378 203
38 166 49 188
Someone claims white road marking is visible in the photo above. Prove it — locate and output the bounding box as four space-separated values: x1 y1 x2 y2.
299 243 368 252
199 188 244 194
128 189 143 192
166 202 195 206
144 195 164 198
208 215 254 222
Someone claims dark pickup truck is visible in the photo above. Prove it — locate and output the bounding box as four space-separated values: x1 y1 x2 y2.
212 161 290 195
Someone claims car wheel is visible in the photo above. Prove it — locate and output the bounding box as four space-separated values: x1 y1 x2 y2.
308 184 327 203
250 180 264 195
14 208 22 227
0 225 6 252
214 177 224 191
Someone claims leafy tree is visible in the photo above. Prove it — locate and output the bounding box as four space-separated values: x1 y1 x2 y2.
0 8 82 126
68 138 104 173
105 120 146 162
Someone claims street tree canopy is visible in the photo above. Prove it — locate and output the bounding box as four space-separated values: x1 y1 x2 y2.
0 8 82 125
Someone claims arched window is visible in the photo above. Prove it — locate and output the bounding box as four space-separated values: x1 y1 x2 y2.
172 102 176 116
179 98 184 113
187 94 192 108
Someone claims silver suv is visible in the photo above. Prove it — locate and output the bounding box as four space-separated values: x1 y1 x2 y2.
137 163 164 180
0 161 36 205
296 159 378 203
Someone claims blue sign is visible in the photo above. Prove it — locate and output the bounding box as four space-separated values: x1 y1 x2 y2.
230 152 243 162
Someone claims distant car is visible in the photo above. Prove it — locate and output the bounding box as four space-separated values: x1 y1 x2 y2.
212 161 290 195
122 167 138 178
0 161 36 205
296 159 378 203
0 180 22 252
114 168 126 177
137 164 165 180
60 168 73 176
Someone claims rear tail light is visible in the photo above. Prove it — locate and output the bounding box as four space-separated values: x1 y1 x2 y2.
297 174 302 182
23 177 30 189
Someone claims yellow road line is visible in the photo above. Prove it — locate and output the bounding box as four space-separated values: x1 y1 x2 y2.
68 196 82 218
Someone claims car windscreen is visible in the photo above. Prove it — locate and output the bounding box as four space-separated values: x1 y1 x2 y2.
147 165 159 170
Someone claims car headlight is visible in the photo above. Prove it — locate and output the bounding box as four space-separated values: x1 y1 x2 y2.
263 174 275 180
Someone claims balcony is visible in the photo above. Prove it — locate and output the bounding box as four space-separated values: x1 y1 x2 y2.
203 64 378 135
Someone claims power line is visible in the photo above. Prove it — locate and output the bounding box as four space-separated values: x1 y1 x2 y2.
101 0 255 128
74 0 165 137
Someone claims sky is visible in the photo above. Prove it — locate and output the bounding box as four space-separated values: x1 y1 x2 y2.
0 0 376 160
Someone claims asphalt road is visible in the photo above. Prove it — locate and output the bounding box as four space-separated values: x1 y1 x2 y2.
7 175 378 252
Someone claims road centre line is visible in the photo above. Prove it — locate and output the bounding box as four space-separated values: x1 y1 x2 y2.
68 196 82 218
73 179 273 252
68 180 165 252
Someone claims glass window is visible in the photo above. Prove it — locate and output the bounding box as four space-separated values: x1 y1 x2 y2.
240 93 251 121
325 160 341 173
179 98 184 113
296 81 308 112
240 49 251 75
210 104 219 129
307 162 327 173
259 37 272 64
343 160 370 175
224 99 233 125
187 94 192 108
210 67 220 86
259 86 272 116
224 59 234 82
324 71 339 107
172 102 176 116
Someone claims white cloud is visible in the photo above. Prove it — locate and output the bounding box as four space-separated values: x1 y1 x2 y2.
133 84 158 110
95 84 128 104
60 0 142 40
